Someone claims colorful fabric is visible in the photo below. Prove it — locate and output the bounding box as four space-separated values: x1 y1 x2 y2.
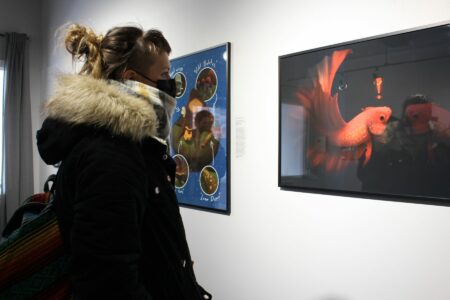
0 185 71 299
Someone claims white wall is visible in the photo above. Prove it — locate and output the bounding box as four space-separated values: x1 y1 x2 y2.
39 0 450 299
0 0 43 193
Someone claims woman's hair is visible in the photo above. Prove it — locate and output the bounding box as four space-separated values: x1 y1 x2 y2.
64 24 171 79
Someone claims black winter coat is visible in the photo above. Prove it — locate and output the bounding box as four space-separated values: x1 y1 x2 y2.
36 75 210 300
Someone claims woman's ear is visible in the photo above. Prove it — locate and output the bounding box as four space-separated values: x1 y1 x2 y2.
122 69 137 80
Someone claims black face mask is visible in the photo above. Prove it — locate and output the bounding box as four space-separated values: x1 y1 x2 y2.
156 78 177 98
133 70 177 98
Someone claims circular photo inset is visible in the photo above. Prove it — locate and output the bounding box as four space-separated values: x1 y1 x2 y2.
173 154 189 188
195 67 217 102
199 165 219 195
174 72 187 98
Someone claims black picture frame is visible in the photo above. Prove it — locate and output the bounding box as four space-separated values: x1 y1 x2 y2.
278 21 450 206
170 43 231 214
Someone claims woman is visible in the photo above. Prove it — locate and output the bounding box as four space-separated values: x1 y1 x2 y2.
37 24 211 300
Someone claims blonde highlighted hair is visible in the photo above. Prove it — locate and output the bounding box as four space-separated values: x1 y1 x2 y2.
64 24 171 79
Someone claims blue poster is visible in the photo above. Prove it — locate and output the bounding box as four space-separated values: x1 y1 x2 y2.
169 43 230 214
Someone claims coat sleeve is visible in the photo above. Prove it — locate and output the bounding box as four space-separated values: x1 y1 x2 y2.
69 140 151 300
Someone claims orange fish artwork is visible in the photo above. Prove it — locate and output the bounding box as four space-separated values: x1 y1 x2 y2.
297 49 392 171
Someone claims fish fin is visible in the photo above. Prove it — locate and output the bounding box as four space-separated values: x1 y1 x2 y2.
300 49 351 134
319 49 352 95
335 154 351 172
363 141 372 166
308 147 326 167
325 155 339 172
297 90 313 113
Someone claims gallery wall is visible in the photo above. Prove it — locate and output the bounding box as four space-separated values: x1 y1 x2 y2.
37 0 450 299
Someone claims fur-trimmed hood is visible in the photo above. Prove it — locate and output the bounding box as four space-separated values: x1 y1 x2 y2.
37 74 160 165
45 74 158 140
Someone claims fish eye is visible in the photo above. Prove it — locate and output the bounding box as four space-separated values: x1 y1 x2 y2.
380 115 385 121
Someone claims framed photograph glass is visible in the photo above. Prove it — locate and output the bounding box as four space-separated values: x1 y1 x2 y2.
170 43 230 214
279 22 450 206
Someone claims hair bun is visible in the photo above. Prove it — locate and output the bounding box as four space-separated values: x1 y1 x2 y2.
64 24 103 78
65 24 99 57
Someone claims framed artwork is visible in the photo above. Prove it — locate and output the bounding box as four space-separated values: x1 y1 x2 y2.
170 43 231 214
279 22 450 206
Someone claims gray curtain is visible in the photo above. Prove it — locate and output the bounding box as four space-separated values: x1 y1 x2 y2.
0 33 34 231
